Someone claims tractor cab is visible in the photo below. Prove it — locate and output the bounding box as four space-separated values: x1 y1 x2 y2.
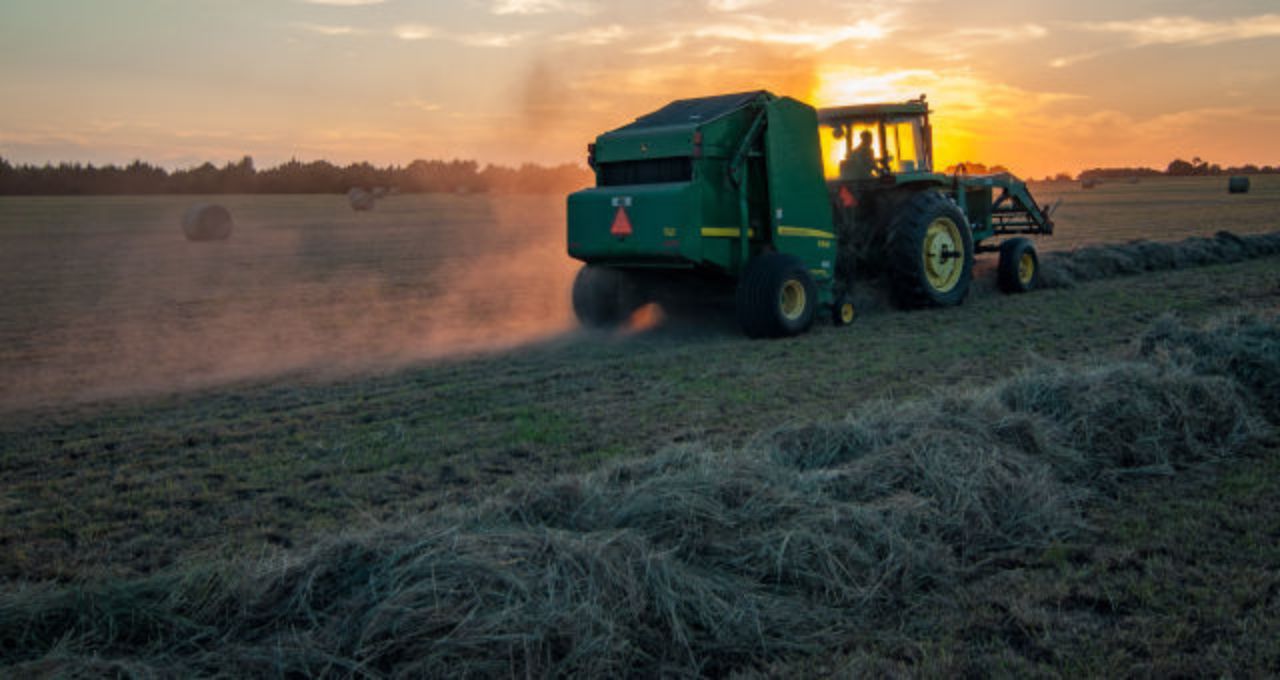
817 97 934 181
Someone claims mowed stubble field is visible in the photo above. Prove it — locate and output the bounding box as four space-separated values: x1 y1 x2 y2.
1 176 1278 673
0 175 1276 411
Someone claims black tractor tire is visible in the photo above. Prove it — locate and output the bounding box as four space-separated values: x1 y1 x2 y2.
736 253 818 338
572 264 641 328
885 191 974 308
997 238 1041 293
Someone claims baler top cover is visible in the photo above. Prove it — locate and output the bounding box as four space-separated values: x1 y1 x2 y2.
593 91 775 166
614 90 770 132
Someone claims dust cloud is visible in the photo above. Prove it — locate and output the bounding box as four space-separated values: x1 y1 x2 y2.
0 194 580 411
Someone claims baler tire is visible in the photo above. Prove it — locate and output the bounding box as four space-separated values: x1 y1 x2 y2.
832 292 856 326
997 238 1040 293
572 265 640 328
736 253 817 338
886 191 974 308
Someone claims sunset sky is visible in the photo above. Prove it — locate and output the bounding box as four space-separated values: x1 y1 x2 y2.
3 0 1279 177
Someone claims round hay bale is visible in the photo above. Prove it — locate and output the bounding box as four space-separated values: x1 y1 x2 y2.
347 187 375 211
181 204 233 241
1081 178 1098 190
1228 176 1250 194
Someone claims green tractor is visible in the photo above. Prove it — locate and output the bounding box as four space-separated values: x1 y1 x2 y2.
567 90 1055 337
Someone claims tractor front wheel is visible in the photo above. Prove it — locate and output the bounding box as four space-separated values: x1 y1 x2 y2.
886 191 974 308
736 253 817 338
572 264 641 328
997 237 1040 293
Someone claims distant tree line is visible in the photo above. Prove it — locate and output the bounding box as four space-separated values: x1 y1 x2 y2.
0 156 594 195
1074 158 1280 182
945 158 1279 182
943 162 1011 176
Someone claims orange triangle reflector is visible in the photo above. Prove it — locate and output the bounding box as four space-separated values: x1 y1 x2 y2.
610 206 633 237
838 185 857 208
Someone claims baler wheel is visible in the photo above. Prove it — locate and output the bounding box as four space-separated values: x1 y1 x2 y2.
832 293 856 326
571 264 641 328
886 191 974 308
736 253 817 338
997 238 1040 293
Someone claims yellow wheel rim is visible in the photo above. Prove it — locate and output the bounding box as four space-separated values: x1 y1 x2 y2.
839 302 855 324
1018 252 1036 285
923 217 964 292
780 280 807 321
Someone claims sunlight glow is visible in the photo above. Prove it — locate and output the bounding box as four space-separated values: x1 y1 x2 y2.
811 67 976 174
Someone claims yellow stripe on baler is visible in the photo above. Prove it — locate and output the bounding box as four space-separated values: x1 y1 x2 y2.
777 226 836 239
701 227 756 238
700 226 833 239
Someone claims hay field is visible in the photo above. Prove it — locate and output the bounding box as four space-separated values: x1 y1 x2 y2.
0 176 1276 410
1 177 1279 675
0 194 577 409
1027 174 1280 249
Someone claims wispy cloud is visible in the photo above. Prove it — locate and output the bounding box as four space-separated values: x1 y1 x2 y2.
490 0 595 15
296 22 365 36
456 32 527 48
1051 14 1280 68
393 98 443 113
1079 13 1280 46
394 24 436 40
297 0 386 5
630 13 894 54
554 24 629 46
391 25 524 48
1049 50 1107 69
695 15 892 48
914 23 1048 61
951 23 1047 43
707 0 772 11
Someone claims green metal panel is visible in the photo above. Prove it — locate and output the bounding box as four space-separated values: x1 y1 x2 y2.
595 127 696 163
567 182 701 266
699 107 760 159
963 185 994 241
763 97 837 295
593 92 769 163
570 93 775 274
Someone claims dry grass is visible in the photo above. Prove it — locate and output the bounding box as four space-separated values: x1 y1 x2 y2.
3 314 1276 677
1039 231 1280 288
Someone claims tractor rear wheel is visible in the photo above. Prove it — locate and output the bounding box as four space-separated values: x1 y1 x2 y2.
572 264 641 328
997 237 1040 293
886 191 974 308
736 253 817 338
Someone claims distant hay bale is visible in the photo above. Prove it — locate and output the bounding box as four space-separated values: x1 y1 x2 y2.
347 188 375 211
1081 178 1099 190
1228 176 1250 194
181 204 233 241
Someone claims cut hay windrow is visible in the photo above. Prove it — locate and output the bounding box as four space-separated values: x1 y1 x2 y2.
2 316 1277 677
1038 230 1280 288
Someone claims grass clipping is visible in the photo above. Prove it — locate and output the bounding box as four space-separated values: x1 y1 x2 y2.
1038 230 1280 288
3 316 1278 677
